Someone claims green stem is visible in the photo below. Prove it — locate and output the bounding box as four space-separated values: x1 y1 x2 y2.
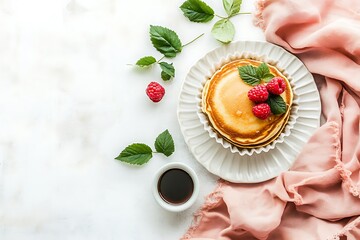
231 12 252 17
215 14 227 19
157 56 165 63
215 12 252 20
182 33 205 48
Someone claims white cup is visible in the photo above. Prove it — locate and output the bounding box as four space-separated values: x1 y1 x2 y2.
152 162 199 212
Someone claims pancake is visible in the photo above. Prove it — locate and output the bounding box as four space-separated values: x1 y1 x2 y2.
202 59 293 148
222 112 291 148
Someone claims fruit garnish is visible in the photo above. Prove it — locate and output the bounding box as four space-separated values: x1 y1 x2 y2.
247 85 269 103
266 77 286 95
146 82 165 102
252 103 271 120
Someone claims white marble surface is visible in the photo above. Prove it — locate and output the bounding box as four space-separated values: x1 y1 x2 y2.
0 0 264 239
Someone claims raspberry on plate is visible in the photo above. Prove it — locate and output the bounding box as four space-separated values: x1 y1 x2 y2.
146 82 165 102
247 85 269 103
252 103 271 120
266 77 286 95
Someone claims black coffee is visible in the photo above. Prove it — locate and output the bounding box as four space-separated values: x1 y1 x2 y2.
157 168 194 205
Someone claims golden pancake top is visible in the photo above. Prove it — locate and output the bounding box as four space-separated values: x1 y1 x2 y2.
202 59 293 147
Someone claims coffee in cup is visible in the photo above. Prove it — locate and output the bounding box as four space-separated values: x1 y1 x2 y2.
152 162 199 212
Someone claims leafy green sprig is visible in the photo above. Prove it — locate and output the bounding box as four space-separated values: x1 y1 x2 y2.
135 25 204 81
115 130 175 165
238 62 275 86
180 0 251 43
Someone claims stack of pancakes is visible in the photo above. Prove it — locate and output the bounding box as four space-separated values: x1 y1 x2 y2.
202 59 293 149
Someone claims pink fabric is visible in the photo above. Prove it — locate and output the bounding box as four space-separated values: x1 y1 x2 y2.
182 0 360 239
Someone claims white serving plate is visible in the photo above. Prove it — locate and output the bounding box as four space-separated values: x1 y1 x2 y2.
177 41 321 183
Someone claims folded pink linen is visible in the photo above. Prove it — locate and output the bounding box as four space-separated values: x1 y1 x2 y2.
182 0 360 239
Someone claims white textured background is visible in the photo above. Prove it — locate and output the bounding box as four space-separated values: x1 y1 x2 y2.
0 0 264 239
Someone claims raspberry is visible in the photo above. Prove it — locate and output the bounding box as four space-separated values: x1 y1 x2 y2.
146 82 165 102
247 85 269 103
252 103 271 120
266 77 286 95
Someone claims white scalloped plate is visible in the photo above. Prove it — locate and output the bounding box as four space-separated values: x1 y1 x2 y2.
177 41 321 183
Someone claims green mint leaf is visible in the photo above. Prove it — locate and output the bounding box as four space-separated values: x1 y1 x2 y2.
159 62 175 81
263 73 275 82
267 95 287 115
154 129 175 157
256 63 274 82
238 62 275 85
180 0 214 23
256 62 270 78
150 25 182 58
211 19 235 43
223 0 242 17
161 71 171 81
238 65 261 86
115 143 153 165
136 56 157 67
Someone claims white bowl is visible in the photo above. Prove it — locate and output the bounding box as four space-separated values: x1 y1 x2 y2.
152 162 199 212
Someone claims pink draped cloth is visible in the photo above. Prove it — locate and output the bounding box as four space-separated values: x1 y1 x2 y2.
182 0 360 239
